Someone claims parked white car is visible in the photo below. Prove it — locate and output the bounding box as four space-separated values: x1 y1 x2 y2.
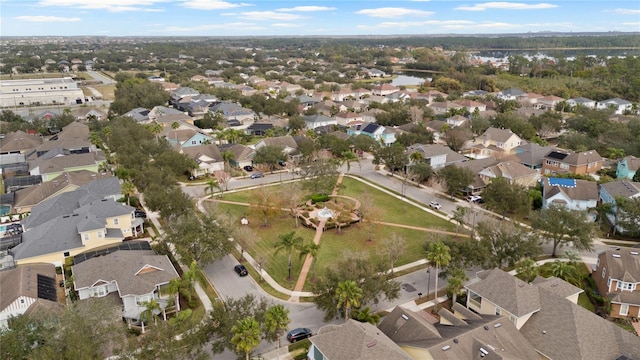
429 201 442 210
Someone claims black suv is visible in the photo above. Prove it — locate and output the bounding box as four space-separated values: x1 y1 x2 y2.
134 209 147 219
287 328 312 343
234 264 248 277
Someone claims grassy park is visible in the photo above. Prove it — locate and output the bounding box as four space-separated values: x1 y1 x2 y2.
211 176 457 291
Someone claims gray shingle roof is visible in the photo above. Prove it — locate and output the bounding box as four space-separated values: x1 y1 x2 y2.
311 320 413 360
600 180 640 199
465 268 541 317
72 250 179 297
520 287 640 360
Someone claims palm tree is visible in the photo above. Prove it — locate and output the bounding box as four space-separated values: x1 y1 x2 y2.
168 261 197 307
298 242 321 281
102 125 112 147
341 150 359 173
425 241 451 309
231 316 261 360
148 121 163 142
409 151 423 164
516 258 538 282
121 181 136 206
274 231 304 281
171 121 180 143
221 150 235 173
264 304 291 349
205 178 222 197
549 260 580 286
594 202 613 228
140 298 161 331
445 267 468 305
351 306 380 325
335 280 363 322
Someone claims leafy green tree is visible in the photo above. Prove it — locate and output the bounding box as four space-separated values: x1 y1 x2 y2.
444 126 473 152
206 295 270 354
288 114 306 133
264 305 290 349
253 145 287 172
373 143 407 173
615 197 640 237
231 316 262 360
476 221 541 268
109 77 169 116
531 205 595 257
335 280 364 322
633 171 640 183
425 241 451 308
164 212 231 266
482 177 531 219
274 231 304 281
351 306 381 325
300 159 339 195
437 165 474 198
529 111 562 139
350 134 380 154
409 162 433 184
312 255 400 321
143 184 194 221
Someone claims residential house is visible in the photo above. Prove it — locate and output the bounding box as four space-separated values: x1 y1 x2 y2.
0 130 43 156
597 98 634 114
517 92 544 106
72 249 180 332
0 263 60 328
169 87 200 106
454 99 486 112
341 99 365 112
379 305 539 360
617 155 640 180
479 160 540 188
217 143 255 169
255 135 299 156
29 151 106 182
424 120 448 144
415 90 447 104
542 177 599 210
245 123 273 136
360 108 387 123
465 268 640 359
179 144 224 178
406 143 467 169
307 320 412 360
464 127 522 159
347 123 397 146
11 197 142 266
122 107 151 123
534 95 564 110
497 88 525 101
12 171 114 215
445 115 468 128
429 101 464 115
514 142 556 171
335 111 365 126
71 107 107 121
163 127 213 148
297 95 321 110
154 113 194 127
462 89 488 97
363 68 387 78
209 102 257 125
593 246 640 319
541 149 603 176
303 114 337 130
148 106 185 122
29 121 96 159
372 83 399 96
567 97 596 109
599 180 640 234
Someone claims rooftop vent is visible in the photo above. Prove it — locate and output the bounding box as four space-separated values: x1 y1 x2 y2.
401 314 409 320
484 325 490 330
453 338 459 344
480 348 489 357
631 252 639 256
366 341 377 348
442 345 451 351
613 254 621 258
494 323 502 328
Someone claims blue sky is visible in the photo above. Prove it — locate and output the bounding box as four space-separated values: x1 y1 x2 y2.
1 0 639 37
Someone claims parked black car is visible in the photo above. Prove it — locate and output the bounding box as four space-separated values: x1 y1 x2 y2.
287 328 312 343
234 264 248 277
134 209 147 219
243 165 254 172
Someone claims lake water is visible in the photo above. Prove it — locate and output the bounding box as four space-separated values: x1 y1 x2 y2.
391 75 429 86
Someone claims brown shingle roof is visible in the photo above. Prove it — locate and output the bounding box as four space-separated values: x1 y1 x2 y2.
465 268 541 317
72 250 179 297
311 320 413 360
477 127 518 143
0 263 57 311
0 130 43 153
543 178 599 201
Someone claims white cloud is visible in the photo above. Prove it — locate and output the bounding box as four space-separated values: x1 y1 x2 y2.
160 22 263 32
276 6 336 12
612 8 640 15
271 23 302 28
355 7 434 18
16 15 81 22
37 0 166 12
455 2 558 11
234 11 305 21
179 0 249 10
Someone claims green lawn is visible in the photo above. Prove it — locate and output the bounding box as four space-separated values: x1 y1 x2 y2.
577 293 595 312
214 178 456 291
